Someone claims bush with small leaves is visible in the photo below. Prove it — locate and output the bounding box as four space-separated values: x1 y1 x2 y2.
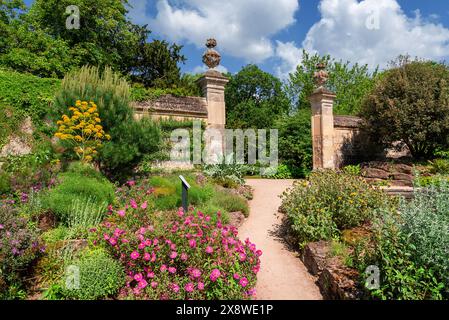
60 248 125 300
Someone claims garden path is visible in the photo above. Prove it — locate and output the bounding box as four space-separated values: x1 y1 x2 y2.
239 179 322 300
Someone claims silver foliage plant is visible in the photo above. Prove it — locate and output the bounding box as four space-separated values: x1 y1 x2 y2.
399 179 449 286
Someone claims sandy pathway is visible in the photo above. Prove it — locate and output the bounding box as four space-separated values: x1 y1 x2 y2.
239 179 322 300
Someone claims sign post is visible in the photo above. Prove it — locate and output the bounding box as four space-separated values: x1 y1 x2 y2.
179 175 191 212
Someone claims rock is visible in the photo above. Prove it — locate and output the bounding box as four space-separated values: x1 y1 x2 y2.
390 179 413 187
393 164 414 175
237 185 254 200
302 241 363 300
363 178 390 186
361 168 390 179
318 265 362 300
0 135 32 157
391 173 413 182
302 241 330 276
0 117 34 158
228 211 245 228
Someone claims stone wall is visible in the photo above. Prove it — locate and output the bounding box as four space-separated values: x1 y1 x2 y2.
333 116 364 168
132 70 228 129
310 87 409 170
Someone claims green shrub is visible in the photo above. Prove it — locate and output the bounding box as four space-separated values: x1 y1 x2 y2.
53 66 161 176
275 109 312 178
368 212 445 300
399 184 449 289
0 142 60 194
343 164 361 176
210 190 249 217
0 205 43 298
149 175 214 211
429 159 449 174
361 58 449 159
0 172 11 194
42 170 114 224
66 197 107 230
0 68 60 146
203 163 245 187
414 174 449 188
281 171 389 248
61 248 125 300
262 163 293 179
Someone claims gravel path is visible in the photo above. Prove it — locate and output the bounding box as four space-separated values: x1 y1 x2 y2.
239 179 322 300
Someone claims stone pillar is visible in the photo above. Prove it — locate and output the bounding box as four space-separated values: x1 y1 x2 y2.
310 87 337 170
197 70 229 129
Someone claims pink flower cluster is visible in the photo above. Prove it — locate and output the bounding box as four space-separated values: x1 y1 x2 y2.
98 181 261 300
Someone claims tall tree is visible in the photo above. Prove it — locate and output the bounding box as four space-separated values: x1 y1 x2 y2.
225 65 290 129
130 39 186 88
288 50 378 115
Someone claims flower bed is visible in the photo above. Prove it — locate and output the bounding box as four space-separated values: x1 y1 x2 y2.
97 193 261 299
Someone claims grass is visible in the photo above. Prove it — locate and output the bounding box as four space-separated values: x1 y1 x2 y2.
146 173 249 222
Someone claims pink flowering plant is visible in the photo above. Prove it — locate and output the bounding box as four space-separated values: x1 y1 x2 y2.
96 188 261 300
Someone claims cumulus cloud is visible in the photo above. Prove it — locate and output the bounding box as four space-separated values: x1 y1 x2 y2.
144 0 299 63
192 65 228 75
301 0 449 69
274 40 303 79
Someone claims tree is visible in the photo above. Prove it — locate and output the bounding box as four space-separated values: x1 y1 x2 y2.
53 66 161 176
361 57 449 159
288 50 377 115
225 64 290 129
0 0 186 85
275 108 312 177
130 39 186 88
27 0 141 72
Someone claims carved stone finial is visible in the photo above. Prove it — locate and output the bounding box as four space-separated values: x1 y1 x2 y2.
313 62 329 88
202 38 221 69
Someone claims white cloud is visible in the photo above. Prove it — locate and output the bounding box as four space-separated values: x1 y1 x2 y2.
192 65 228 75
301 0 449 69
143 0 299 63
127 0 149 26
274 40 303 79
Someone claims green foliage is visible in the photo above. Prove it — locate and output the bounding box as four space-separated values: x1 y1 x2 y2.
148 174 214 211
53 66 162 176
274 108 312 178
203 163 245 187
361 57 449 159
130 39 186 88
0 204 42 298
209 189 249 217
288 50 377 115
1 1 186 85
0 141 60 194
66 197 107 230
41 166 114 225
415 174 449 188
343 164 362 176
225 64 290 129
261 163 293 179
368 211 445 300
61 248 125 300
100 118 161 175
281 171 389 248
429 159 449 174
329 240 353 268
0 0 74 78
131 82 201 102
0 68 61 145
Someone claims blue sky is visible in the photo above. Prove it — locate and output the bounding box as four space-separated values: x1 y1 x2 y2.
24 0 449 78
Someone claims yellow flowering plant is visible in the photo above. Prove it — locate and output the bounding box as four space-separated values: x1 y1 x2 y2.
54 100 111 162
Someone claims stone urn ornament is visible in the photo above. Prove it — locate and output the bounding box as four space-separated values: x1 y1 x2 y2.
202 38 221 69
314 62 329 88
